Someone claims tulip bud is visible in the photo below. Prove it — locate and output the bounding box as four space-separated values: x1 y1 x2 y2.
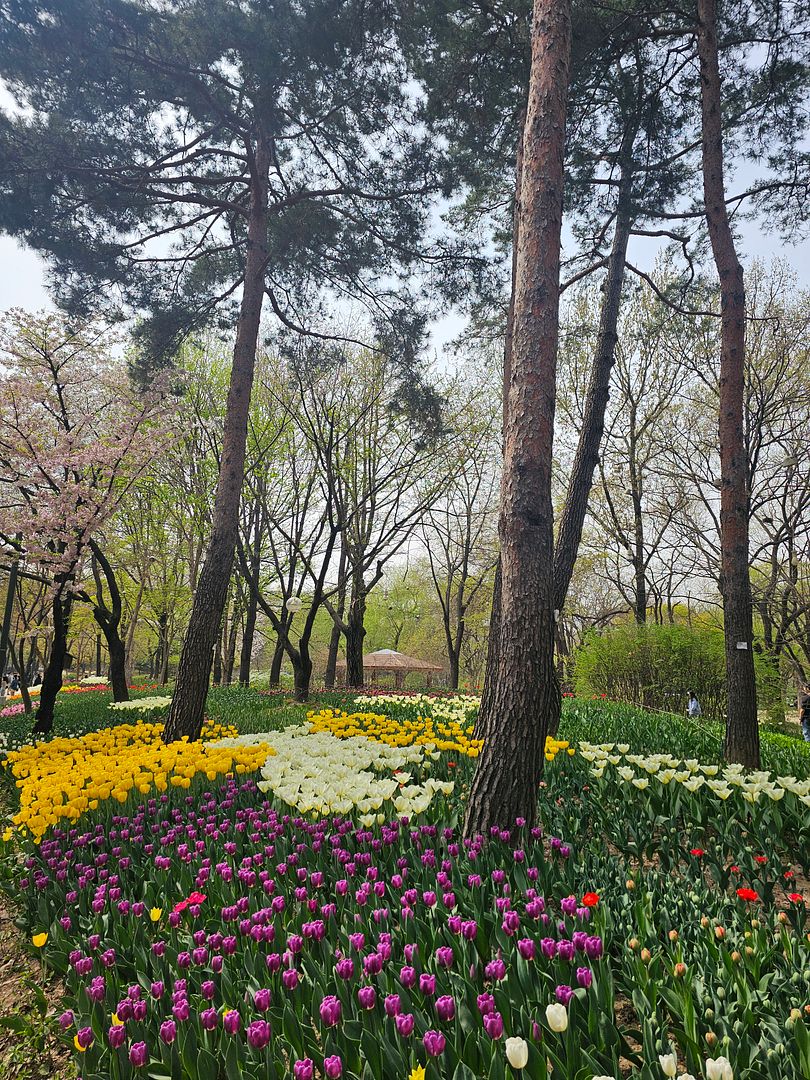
505 1037 529 1069
701 917 710 929
705 1032 717 1048
674 962 687 978
659 1052 677 1077
668 930 678 942
640 948 651 964
628 938 639 951
714 926 725 939
626 880 635 891
731 951 741 963
545 1003 567 1033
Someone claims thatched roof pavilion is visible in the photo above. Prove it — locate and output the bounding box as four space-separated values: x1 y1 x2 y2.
334 649 444 687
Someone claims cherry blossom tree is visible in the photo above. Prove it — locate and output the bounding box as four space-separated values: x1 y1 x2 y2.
0 310 172 732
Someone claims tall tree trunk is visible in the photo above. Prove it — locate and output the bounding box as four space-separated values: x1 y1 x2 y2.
465 0 571 837
552 165 633 609
344 568 367 688
32 590 73 735
239 589 258 686
696 0 759 767
269 636 284 687
476 115 525 741
124 579 145 685
89 543 130 702
324 607 344 688
212 615 224 685
224 595 240 685
163 135 270 743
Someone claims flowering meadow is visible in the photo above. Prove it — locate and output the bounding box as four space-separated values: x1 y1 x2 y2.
0 690 808 1079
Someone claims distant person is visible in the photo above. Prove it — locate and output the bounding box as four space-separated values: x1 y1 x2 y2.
9 672 19 692
799 683 810 743
687 691 701 720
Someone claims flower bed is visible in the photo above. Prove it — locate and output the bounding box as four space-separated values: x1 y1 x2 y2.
212 727 455 823
2 720 271 841
9 773 809 1079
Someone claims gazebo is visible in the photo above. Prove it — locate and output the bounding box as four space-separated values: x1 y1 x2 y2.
335 649 444 688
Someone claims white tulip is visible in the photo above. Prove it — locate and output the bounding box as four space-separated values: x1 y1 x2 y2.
504 1037 529 1069
658 1052 677 1077
705 1057 733 1080
545 1003 568 1032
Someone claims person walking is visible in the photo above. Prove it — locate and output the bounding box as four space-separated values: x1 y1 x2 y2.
799 682 810 743
686 691 701 720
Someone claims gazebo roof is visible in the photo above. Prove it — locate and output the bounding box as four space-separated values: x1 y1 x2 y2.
335 649 443 673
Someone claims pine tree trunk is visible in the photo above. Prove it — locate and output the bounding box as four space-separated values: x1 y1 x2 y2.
696 0 759 767
477 115 525 741
163 136 270 743
552 167 633 609
464 0 571 838
32 591 73 735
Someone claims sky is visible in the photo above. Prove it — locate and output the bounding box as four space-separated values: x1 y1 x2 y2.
1 172 808 354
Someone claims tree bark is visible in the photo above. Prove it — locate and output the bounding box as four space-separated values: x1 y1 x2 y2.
476 114 525 742
344 567 367 688
464 0 571 837
89 542 129 702
552 165 633 610
696 0 759 767
32 590 73 735
269 635 285 686
239 588 258 686
163 133 270 743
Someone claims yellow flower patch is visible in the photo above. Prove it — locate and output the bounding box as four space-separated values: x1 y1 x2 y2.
307 708 574 763
3 719 272 841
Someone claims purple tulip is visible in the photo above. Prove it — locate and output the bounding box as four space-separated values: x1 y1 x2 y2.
150 981 164 1000
201 980 216 1001
477 992 496 1015
364 952 383 976
247 1019 272 1050
282 969 299 990
320 995 342 1027
576 966 593 988
293 1059 314 1080
76 1026 94 1050
58 1010 74 1031
562 896 578 916
435 946 454 969
518 938 536 960
395 1012 415 1037
108 1024 127 1049
324 1055 343 1078
172 998 190 1021
555 984 574 1005
335 957 354 980
423 1029 446 1057
400 965 417 988
129 1041 148 1068
484 958 506 981
585 935 603 959
357 985 376 1010
436 995 455 1022
557 939 575 962
384 993 402 1017
419 973 436 996
159 1019 177 1045
483 1011 504 1039
223 1010 241 1035
200 1007 219 1030
461 919 478 940
541 938 557 959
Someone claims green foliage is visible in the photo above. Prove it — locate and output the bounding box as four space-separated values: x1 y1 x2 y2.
574 622 782 722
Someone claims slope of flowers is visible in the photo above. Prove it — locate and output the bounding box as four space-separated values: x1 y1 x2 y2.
2 720 271 841
11 775 809 1080
353 693 480 726
212 727 455 823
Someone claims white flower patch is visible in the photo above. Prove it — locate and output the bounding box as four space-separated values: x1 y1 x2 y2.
353 692 479 726
109 697 172 712
211 726 454 824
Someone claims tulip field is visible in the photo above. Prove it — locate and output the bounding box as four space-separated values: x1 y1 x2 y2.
0 690 808 1080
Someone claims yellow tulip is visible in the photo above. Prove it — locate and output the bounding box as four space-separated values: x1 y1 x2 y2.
31 932 48 948
150 907 162 922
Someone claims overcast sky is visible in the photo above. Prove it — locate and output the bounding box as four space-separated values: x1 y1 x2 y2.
1 185 808 356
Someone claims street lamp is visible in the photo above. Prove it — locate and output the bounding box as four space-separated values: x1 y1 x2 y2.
285 596 303 614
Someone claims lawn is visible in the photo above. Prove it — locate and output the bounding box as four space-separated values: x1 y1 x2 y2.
0 688 807 1079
